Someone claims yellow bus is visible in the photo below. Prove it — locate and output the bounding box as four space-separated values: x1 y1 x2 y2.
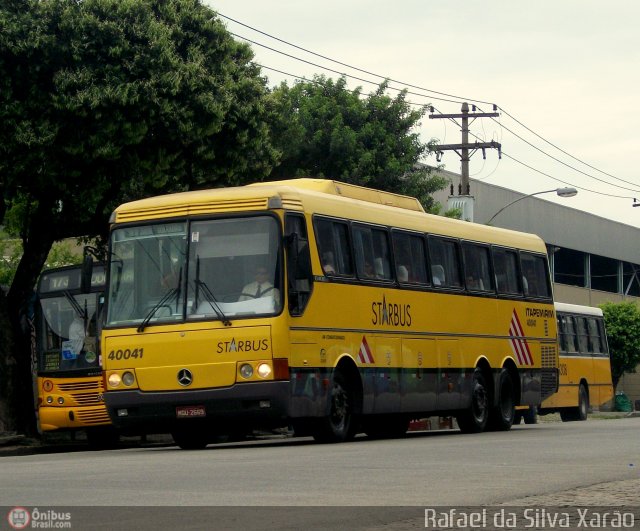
538 302 613 421
100 179 558 449
35 264 116 446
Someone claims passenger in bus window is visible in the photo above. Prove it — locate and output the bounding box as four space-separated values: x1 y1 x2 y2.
239 266 280 304
432 265 445 286
322 252 336 274
363 261 375 279
397 265 409 282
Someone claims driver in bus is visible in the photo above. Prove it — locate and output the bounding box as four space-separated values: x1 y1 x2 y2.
239 266 280 305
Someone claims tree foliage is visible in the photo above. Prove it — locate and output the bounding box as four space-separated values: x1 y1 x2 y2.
268 76 446 212
0 0 277 434
599 301 640 389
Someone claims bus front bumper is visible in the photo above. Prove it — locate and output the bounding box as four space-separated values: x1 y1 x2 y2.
39 406 112 431
104 380 290 432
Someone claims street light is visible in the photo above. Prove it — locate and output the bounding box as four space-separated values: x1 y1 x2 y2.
486 187 578 225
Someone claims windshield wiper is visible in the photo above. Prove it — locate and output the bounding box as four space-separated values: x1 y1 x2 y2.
64 290 88 320
195 256 231 326
138 288 180 332
137 286 180 333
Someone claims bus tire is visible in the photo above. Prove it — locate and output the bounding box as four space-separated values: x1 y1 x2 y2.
456 369 489 433
172 428 209 450
487 369 515 431
522 406 538 424
577 384 589 420
560 384 589 422
313 370 356 443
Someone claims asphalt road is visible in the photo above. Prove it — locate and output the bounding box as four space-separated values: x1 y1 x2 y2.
1 417 639 530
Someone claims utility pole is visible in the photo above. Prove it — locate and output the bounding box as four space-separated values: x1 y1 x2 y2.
429 102 501 196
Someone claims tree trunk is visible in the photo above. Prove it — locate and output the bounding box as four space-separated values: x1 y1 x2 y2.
0 290 17 433
2 203 57 437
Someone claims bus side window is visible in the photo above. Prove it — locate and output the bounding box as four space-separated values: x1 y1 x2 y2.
462 243 494 292
428 236 462 289
575 316 589 353
285 213 313 316
557 315 568 353
314 217 354 277
586 317 602 354
521 252 551 299
391 231 428 285
493 248 522 295
563 315 578 353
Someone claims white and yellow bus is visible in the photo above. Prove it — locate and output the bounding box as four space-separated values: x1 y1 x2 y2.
99 179 558 448
538 302 613 421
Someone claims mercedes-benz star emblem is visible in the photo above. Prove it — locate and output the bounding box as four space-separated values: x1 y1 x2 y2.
177 368 193 387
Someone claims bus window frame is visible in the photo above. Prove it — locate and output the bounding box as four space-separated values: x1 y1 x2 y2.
313 215 356 280
519 251 553 301
461 240 496 295
427 235 464 292
491 245 524 298
390 228 430 288
351 221 395 284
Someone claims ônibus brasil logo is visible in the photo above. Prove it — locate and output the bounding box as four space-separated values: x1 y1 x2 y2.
7 507 30 530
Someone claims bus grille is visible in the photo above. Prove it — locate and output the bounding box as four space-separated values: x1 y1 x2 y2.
540 345 558 400
76 408 111 425
58 381 103 391
71 392 104 406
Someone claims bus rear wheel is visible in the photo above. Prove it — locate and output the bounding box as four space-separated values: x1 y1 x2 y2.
457 369 489 433
560 384 588 422
487 369 515 431
313 370 356 443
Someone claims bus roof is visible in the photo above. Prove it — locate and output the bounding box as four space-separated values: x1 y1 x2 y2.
554 302 604 317
111 178 547 253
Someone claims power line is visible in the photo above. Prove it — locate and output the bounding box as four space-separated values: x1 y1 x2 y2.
498 106 640 189
220 12 637 201
220 11 638 198
231 32 460 105
219 12 492 106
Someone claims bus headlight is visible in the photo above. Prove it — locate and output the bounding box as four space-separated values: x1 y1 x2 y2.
57 397 64 405
257 363 272 378
108 373 121 387
122 371 135 386
46 396 53 404
239 364 253 379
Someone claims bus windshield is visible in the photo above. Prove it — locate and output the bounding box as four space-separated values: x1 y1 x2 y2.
106 215 282 327
38 292 100 373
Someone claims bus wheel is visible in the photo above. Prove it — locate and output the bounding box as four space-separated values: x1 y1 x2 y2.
576 384 589 420
313 370 355 443
487 369 515 431
172 428 209 450
522 406 538 424
560 384 589 422
456 369 489 433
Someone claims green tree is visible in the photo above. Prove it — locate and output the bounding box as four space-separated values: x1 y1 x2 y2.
268 76 447 212
599 301 640 389
0 0 277 435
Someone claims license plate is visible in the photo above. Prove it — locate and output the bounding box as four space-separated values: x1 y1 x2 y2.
176 405 206 418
